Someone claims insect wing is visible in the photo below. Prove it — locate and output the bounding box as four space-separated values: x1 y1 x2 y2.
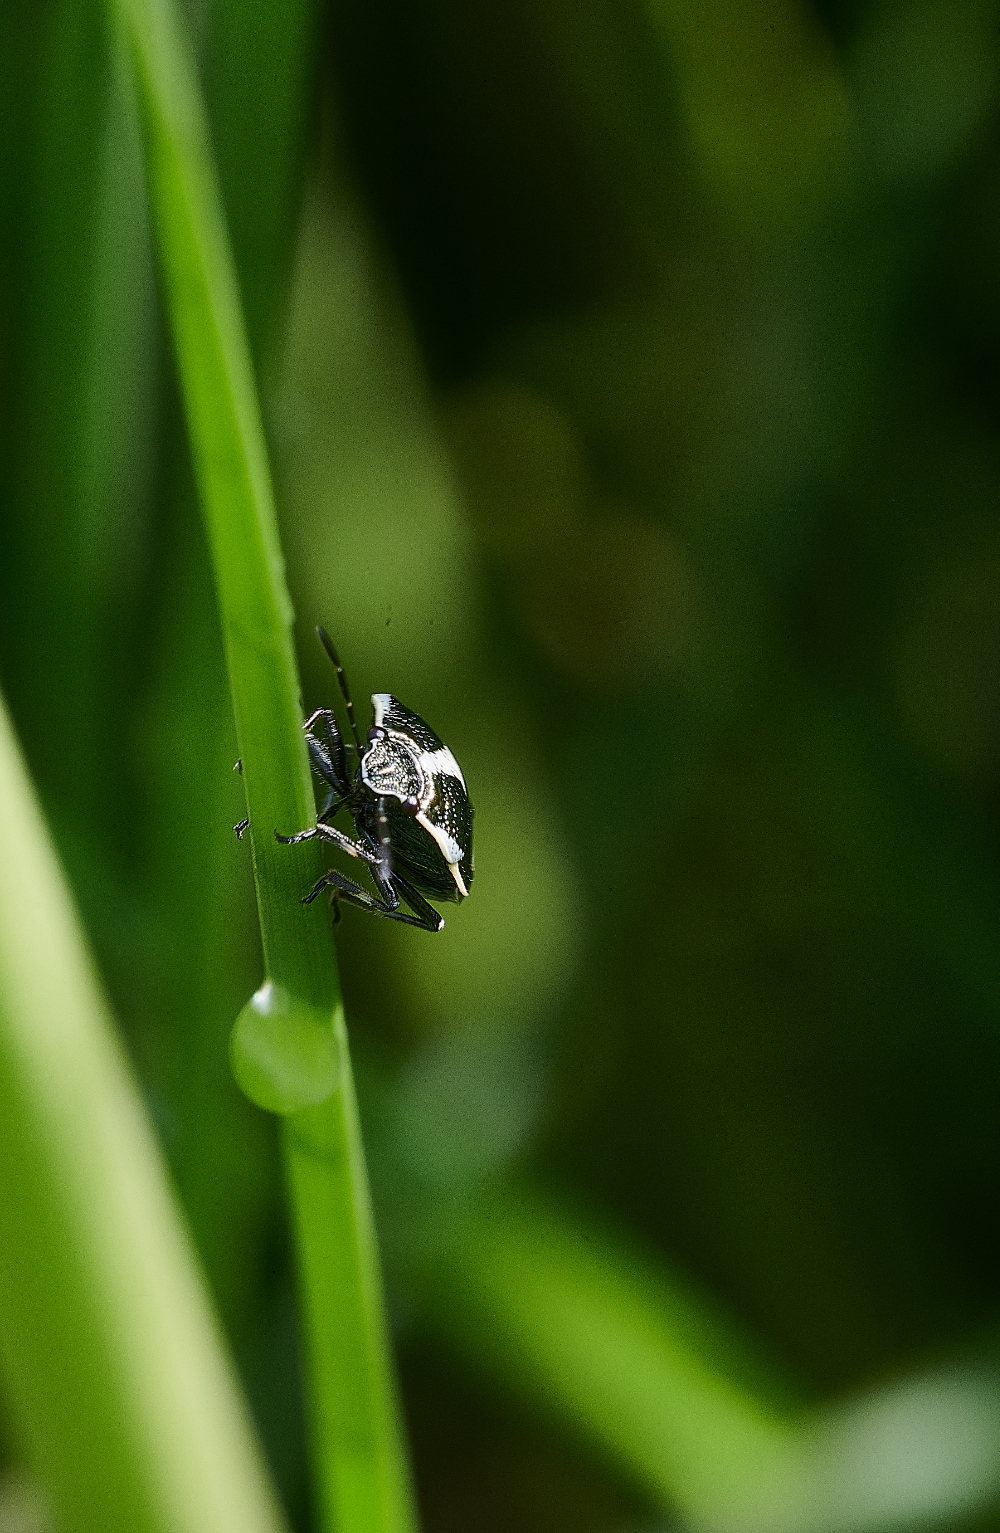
422 767 474 896
370 693 474 897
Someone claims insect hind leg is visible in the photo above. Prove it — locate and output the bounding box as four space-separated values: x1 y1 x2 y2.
390 871 445 932
303 865 442 930
359 807 445 933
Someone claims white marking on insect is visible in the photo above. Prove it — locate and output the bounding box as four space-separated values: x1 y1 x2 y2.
416 812 469 896
371 693 390 727
419 745 466 789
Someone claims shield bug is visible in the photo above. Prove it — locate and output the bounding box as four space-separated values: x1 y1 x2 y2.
275 627 474 931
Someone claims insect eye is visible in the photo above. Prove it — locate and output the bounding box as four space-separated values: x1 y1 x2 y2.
367 726 386 745
401 795 420 816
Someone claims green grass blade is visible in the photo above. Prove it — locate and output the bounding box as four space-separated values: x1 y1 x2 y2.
287 1087 417 1533
414 1183 795 1520
110 0 417 1527
143 0 317 1347
0 689 288 1533
417 1184 1000 1530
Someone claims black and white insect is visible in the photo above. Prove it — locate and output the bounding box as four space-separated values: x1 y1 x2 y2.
274 627 474 932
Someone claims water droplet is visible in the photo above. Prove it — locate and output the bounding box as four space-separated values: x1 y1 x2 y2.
230 980 342 1114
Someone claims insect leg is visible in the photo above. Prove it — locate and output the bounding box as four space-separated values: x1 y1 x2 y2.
306 742 346 821
387 871 446 933
360 823 445 934
302 866 442 929
233 758 251 837
274 823 381 863
304 708 348 794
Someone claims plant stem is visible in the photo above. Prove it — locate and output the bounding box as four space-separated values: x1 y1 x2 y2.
111 0 417 1526
286 1065 417 1533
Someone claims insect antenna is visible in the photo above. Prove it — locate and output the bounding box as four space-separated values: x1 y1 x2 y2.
316 625 363 753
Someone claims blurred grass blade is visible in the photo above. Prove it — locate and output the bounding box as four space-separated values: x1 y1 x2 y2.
109 0 417 1527
0 688 288 1533
414 1182 794 1519
721 1366 1000 1533
418 1183 1000 1532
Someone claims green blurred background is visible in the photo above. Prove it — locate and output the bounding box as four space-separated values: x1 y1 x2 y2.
3 0 1000 1528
